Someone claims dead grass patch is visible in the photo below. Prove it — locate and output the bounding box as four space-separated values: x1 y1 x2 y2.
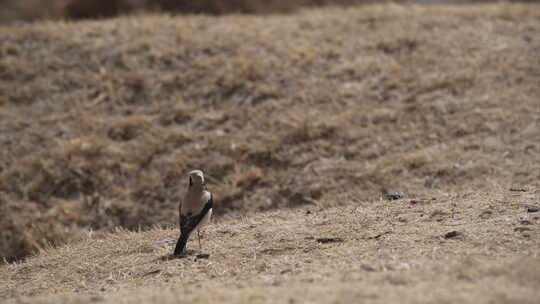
0 3 539 263
0 188 539 303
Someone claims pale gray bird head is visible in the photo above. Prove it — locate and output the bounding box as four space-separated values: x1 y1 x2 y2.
188 170 205 187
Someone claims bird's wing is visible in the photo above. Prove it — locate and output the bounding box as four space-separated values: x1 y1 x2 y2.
180 192 213 234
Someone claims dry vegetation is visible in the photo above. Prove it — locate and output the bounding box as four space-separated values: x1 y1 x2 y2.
1 188 539 303
1 1 539 262
0 2 539 301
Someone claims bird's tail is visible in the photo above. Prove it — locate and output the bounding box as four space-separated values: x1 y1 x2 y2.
174 232 191 255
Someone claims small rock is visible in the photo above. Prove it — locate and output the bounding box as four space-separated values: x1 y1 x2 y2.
316 237 344 244
526 206 540 213
368 231 392 240
196 253 210 259
360 264 377 272
479 210 493 219
443 231 463 239
386 276 407 286
519 216 532 225
386 192 404 200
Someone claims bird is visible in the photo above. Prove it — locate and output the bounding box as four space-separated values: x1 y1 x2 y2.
174 169 213 255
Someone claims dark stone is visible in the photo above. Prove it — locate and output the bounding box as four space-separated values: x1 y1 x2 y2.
386 192 404 200
443 231 463 239
360 264 377 272
316 237 344 244
526 206 540 213
368 231 392 240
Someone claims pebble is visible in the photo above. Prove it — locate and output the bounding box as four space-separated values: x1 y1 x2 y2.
526 206 540 213
386 192 404 200
519 215 532 225
316 237 344 244
360 264 377 272
443 231 463 239
196 253 210 259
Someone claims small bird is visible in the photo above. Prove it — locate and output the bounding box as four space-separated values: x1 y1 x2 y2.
174 170 213 255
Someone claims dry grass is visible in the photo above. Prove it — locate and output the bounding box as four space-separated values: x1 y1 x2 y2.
1 187 539 303
0 2 539 266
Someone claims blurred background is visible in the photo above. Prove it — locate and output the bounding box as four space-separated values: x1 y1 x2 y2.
1 0 535 24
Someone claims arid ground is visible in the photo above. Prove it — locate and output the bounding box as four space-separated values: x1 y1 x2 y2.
1 189 540 303
0 2 539 303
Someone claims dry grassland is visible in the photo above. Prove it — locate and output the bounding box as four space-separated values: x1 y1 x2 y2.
1 2 539 261
0 2 539 301
1 188 539 303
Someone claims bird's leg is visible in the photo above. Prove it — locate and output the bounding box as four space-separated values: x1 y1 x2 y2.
197 229 202 250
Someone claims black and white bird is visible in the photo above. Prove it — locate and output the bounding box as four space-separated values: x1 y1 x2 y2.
174 170 213 255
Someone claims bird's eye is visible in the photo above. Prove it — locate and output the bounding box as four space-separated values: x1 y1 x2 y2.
189 176 193 186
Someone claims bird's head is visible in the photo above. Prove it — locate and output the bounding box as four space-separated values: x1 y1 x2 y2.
188 170 205 187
